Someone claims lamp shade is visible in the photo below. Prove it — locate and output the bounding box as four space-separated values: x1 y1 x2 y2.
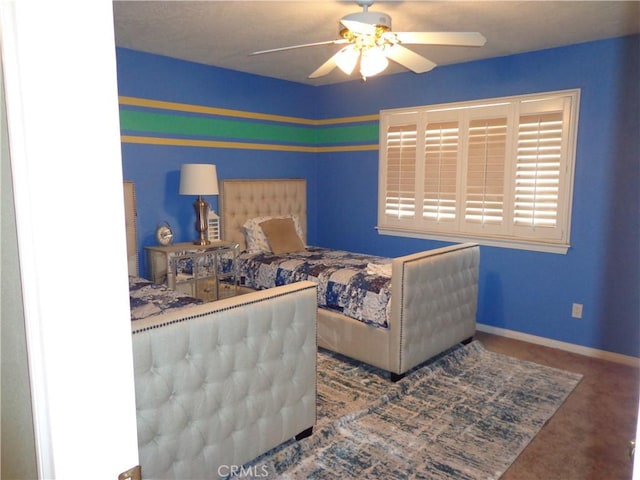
179 164 219 195
360 48 389 78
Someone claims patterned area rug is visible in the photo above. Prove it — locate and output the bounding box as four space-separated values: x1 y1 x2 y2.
241 341 582 479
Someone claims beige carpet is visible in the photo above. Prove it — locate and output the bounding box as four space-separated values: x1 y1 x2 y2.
477 332 639 480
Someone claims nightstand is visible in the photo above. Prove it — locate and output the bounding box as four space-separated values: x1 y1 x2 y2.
145 241 239 301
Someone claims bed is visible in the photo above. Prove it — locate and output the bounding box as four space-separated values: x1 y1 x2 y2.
124 182 318 479
220 178 480 380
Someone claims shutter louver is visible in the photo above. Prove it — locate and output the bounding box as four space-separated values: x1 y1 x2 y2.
385 124 417 218
423 121 459 222
514 112 563 228
465 117 507 226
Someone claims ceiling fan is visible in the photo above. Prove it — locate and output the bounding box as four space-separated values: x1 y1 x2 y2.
250 0 486 81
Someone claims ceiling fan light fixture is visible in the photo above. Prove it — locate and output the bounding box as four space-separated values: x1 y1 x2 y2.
250 0 486 82
360 47 388 77
335 46 359 75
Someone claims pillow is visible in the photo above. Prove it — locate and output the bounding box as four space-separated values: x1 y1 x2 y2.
242 215 305 253
259 217 306 254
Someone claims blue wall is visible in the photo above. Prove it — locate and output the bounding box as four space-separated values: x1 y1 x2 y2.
117 48 320 276
311 36 640 359
116 35 639 358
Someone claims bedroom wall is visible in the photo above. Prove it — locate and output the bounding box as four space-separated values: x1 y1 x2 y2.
312 35 640 359
116 35 639 359
116 48 321 278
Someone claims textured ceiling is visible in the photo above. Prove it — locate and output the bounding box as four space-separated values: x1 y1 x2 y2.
112 1 640 86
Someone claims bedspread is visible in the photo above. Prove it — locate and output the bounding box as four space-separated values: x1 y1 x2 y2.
237 247 393 328
129 276 203 321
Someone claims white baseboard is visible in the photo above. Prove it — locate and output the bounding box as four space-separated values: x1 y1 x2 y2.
477 323 640 368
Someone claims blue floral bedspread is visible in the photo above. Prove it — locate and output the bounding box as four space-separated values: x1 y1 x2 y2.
129 276 203 321
236 247 393 329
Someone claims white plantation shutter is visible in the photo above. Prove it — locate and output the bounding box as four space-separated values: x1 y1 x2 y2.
423 121 459 223
465 116 508 229
514 112 563 231
378 90 579 253
384 122 418 219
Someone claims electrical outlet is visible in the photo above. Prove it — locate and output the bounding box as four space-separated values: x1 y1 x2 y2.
571 303 583 319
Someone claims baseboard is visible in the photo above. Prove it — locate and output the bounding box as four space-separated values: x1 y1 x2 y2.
477 323 640 368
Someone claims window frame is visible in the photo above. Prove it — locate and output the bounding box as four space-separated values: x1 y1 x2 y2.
377 89 580 254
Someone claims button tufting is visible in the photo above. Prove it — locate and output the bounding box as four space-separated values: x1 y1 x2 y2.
133 281 317 479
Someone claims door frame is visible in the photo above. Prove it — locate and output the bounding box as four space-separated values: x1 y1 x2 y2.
1 1 139 477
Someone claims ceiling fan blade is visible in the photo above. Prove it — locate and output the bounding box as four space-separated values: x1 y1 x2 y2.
308 52 341 79
394 32 486 47
340 19 376 36
384 44 437 73
251 39 349 56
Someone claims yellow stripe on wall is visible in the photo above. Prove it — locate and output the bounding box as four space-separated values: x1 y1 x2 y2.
118 96 379 126
121 135 378 153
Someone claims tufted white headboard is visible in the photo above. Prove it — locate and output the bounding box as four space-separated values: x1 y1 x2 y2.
220 179 307 251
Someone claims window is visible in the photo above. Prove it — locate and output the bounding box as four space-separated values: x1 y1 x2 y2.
378 90 580 253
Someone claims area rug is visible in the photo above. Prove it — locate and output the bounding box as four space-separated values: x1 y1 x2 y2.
239 341 582 479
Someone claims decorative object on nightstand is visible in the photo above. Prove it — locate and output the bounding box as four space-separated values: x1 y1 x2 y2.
179 163 219 246
208 211 221 242
155 221 174 246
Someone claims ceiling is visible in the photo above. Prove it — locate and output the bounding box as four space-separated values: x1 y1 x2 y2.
112 1 640 86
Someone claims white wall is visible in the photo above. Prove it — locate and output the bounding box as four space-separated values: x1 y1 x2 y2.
1 1 139 478
1 47 38 480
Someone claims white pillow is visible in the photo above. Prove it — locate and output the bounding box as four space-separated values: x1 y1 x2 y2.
242 215 305 253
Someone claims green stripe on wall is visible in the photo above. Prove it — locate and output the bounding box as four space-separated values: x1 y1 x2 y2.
119 96 379 126
315 124 378 144
119 96 379 151
120 110 316 144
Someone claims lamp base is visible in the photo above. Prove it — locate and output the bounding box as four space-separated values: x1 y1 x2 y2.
193 195 211 245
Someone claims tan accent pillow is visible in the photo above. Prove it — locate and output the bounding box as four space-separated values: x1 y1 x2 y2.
260 217 306 254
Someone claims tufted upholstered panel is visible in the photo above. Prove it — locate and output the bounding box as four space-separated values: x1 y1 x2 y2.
316 243 479 375
390 243 479 374
132 281 317 479
220 179 306 251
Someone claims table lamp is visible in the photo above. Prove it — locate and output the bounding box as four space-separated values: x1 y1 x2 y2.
179 163 219 245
